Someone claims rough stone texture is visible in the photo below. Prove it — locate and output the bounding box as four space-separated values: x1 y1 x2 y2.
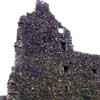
0 96 6 100
1 0 100 100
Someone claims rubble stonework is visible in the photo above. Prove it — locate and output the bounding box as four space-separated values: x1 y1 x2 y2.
0 0 100 100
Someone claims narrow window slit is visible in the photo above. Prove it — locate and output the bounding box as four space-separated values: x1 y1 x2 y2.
92 68 97 74
61 42 66 50
64 65 69 73
65 85 68 92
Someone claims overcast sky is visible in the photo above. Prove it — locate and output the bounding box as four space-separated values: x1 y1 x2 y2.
0 0 100 95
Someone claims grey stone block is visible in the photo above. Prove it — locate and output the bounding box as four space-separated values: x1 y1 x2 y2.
0 96 6 100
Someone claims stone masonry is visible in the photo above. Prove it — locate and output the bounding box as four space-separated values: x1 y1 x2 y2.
0 0 100 100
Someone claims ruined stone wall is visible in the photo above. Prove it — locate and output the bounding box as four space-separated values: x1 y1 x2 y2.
63 52 100 100
7 1 73 100
7 51 100 100
7 0 100 100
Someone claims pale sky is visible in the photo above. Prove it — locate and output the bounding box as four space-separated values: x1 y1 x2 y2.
0 0 100 95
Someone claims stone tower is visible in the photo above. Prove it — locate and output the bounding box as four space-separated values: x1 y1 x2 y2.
7 0 73 100
6 0 100 100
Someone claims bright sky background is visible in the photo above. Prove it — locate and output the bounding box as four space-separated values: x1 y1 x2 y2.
0 0 100 95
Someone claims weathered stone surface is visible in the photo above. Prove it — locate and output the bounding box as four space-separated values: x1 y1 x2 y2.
0 96 6 100
1 0 100 100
